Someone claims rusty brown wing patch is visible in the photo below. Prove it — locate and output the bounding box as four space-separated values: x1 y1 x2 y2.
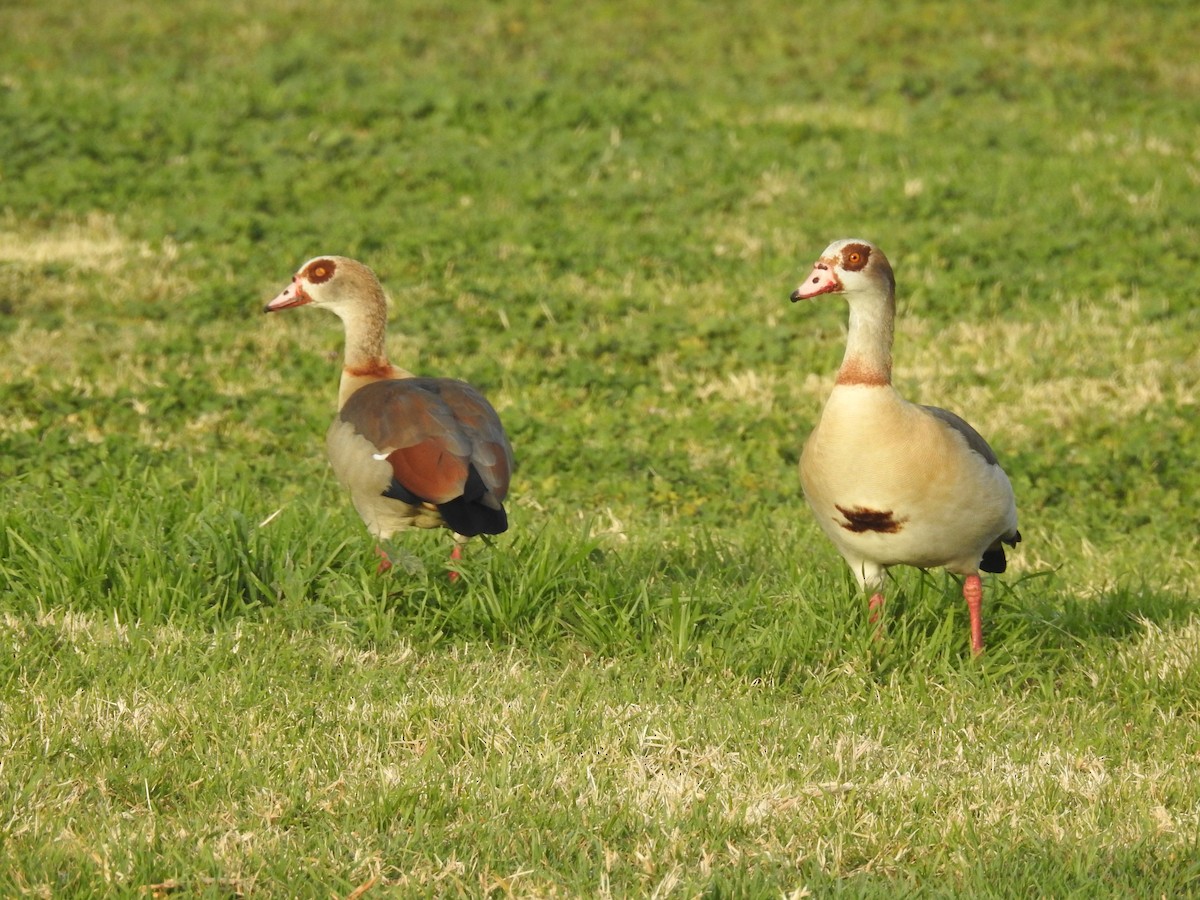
385 439 468 505
835 505 908 534
339 377 513 503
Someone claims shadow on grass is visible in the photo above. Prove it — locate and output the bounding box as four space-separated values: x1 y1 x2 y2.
860 566 1196 656
1002 573 1197 648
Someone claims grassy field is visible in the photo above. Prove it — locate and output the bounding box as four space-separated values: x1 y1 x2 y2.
2 0 1199 895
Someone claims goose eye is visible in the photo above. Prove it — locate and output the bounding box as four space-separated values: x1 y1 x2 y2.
840 243 871 271
304 258 336 284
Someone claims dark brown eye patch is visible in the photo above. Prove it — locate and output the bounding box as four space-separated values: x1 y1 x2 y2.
841 243 871 271
304 258 336 283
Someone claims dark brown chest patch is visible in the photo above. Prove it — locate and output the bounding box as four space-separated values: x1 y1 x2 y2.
835 505 907 534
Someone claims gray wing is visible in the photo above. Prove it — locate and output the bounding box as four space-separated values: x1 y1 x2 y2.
921 404 1000 466
923 404 1021 566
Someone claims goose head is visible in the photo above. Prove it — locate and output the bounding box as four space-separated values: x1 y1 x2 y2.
264 256 385 317
790 238 895 303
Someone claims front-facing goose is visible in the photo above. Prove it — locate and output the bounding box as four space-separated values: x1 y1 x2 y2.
265 256 513 575
791 239 1020 655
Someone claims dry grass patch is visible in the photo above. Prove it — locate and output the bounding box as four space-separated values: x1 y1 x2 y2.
745 103 905 135
894 290 1197 434
3 602 1199 894
0 212 131 270
1119 617 1200 685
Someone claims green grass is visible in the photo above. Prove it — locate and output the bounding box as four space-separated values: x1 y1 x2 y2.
2 0 1199 895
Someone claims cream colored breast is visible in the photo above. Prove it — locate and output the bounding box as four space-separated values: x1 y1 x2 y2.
325 419 442 539
801 384 1016 572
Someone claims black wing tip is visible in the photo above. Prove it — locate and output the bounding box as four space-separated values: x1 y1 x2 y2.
382 478 422 506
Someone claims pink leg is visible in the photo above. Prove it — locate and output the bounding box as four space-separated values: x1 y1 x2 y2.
374 545 393 575
963 574 984 656
868 592 885 642
868 592 885 624
448 544 462 582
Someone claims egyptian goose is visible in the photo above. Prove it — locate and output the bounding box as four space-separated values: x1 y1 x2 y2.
265 256 513 575
791 239 1020 655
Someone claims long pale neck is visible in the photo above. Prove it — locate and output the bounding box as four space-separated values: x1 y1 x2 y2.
334 294 412 408
837 291 894 386
338 292 389 368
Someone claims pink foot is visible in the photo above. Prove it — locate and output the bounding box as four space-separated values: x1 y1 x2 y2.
374 545 393 574
962 574 984 656
448 544 462 582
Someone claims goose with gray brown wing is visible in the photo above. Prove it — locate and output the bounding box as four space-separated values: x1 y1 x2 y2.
791 238 1020 655
265 256 513 576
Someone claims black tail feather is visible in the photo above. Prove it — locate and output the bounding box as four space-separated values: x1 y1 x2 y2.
980 546 1007 574
980 530 1021 574
436 496 508 536
383 464 508 537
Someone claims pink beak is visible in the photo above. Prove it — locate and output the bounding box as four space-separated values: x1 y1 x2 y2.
790 261 840 301
264 278 311 313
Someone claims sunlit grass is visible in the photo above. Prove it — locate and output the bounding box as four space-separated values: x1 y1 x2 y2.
1 0 1198 894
